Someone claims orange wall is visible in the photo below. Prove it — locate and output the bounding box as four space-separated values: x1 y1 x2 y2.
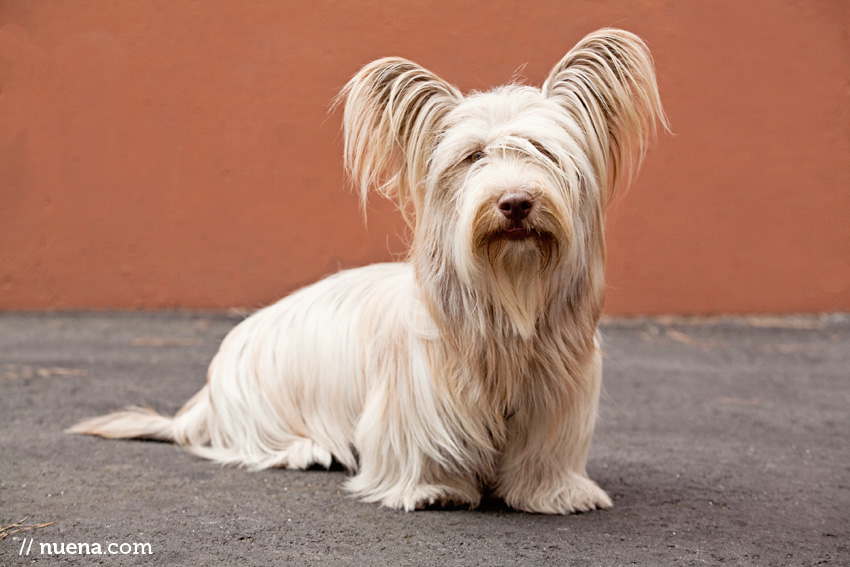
1 1 848 315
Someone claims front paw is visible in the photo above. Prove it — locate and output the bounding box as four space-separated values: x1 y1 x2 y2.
388 483 481 512
500 473 613 514
347 474 482 512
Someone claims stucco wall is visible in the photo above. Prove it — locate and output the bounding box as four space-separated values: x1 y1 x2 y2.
1 1 848 314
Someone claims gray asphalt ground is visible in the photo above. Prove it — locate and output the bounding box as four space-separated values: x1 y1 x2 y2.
1 312 847 566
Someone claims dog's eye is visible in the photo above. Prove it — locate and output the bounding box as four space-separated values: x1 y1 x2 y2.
531 141 557 163
465 150 486 164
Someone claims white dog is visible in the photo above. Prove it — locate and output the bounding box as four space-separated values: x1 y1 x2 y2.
69 28 665 513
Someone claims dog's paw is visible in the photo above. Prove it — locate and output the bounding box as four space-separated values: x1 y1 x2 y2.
373 483 481 512
403 484 455 511
500 473 613 515
260 438 333 470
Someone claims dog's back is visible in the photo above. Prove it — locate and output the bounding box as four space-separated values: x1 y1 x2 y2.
68 262 416 470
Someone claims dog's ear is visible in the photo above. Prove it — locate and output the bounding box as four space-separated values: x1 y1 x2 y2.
543 29 667 204
339 58 461 227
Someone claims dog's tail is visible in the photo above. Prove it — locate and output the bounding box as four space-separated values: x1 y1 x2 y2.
65 406 175 442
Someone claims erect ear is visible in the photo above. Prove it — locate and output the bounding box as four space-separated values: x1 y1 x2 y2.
543 29 667 204
339 58 461 228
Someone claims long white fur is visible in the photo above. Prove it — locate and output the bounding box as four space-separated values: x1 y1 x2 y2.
67 29 666 513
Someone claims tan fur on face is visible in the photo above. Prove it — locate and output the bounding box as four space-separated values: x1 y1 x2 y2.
67 29 666 514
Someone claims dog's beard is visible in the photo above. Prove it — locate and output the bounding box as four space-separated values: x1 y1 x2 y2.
475 228 562 339
432 174 574 340
479 229 560 275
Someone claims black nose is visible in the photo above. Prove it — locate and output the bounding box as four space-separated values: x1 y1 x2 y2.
497 191 533 223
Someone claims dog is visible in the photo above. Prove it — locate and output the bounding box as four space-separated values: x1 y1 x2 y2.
68 28 666 513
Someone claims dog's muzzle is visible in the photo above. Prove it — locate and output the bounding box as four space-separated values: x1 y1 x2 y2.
497 190 535 239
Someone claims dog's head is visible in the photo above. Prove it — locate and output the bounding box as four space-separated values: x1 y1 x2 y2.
340 29 666 336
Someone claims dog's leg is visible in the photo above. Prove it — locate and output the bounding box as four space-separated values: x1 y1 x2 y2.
343 345 486 511
345 396 485 510
495 347 612 514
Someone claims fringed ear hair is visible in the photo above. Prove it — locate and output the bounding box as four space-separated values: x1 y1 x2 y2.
543 29 668 205
339 58 462 228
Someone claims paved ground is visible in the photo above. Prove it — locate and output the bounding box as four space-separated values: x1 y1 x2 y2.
0 312 847 566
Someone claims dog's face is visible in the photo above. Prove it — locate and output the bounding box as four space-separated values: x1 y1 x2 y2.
415 88 593 335
424 87 585 284
341 30 665 335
